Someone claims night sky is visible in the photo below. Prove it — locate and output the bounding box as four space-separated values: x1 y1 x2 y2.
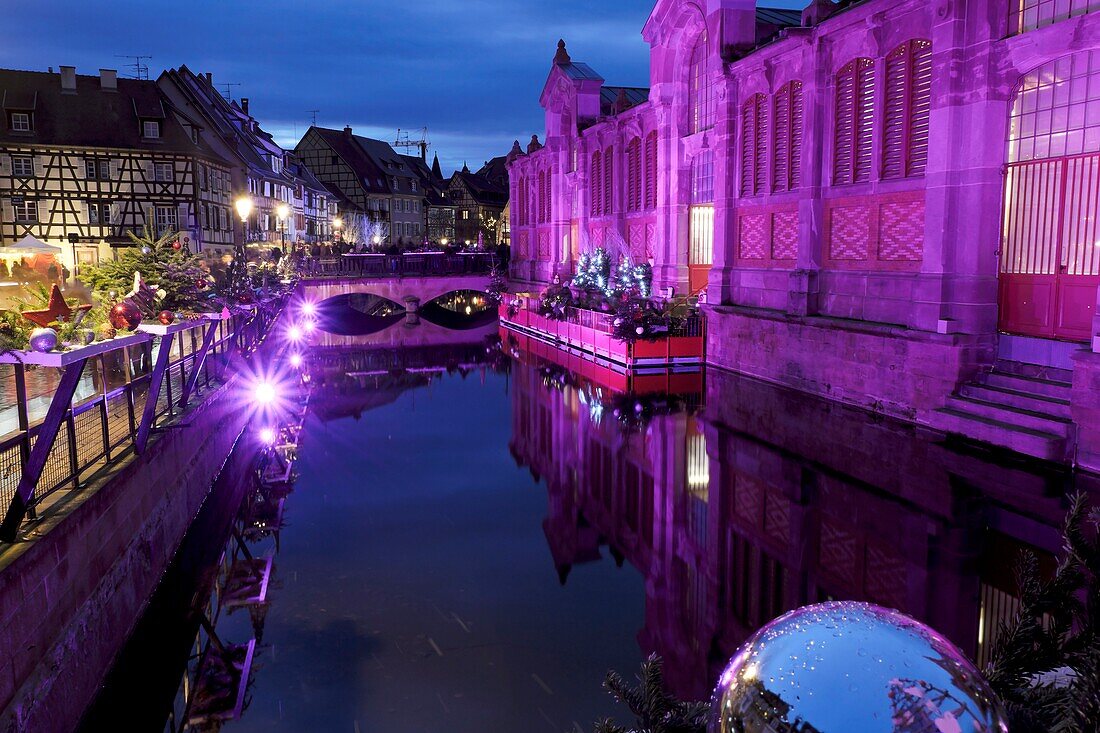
2 0 801 174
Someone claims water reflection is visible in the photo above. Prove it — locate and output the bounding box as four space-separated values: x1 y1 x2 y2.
508 340 1094 702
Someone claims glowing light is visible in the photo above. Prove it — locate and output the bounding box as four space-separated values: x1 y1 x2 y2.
301 301 316 316
441 238 449 246
743 663 759 681
464 306 472 315
260 427 276 444
290 353 303 368
255 382 277 404
303 320 316 333
276 203 290 220
287 325 303 341
234 196 253 223
333 217 343 230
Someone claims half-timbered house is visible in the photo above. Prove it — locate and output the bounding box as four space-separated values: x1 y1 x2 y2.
0 66 233 269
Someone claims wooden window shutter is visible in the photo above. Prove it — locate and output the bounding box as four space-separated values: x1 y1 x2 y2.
591 152 601 215
790 83 803 190
0 155 10 176
645 132 658 210
908 40 932 176
753 95 769 195
773 82 803 193
883 40 932 179
603 146 614 216
740 98 756 196
1 199 13 223
834 58 874 185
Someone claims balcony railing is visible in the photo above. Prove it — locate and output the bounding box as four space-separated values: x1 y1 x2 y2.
0 298 285 543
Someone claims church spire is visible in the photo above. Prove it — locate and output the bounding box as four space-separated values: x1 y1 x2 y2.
431 153 443 181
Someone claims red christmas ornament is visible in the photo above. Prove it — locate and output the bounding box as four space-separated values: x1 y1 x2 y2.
195 279 207 290
172 241 182 251
158 310 176 325
109 301 143 330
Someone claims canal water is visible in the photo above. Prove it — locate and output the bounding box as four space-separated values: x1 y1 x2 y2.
82 320 1096 732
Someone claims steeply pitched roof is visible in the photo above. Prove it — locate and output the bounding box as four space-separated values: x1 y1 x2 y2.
476 156 509 189
0 68 221 157
306 126 390 195
450 169 507 206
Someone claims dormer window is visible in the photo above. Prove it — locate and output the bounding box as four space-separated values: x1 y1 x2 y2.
9 112 32 132
142 120 161 139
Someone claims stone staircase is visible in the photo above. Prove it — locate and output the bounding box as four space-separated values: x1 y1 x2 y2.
929 363 1075 462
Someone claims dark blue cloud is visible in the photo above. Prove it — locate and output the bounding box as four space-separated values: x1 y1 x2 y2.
1 0 800 174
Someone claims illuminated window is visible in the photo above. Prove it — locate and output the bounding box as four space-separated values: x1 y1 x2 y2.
13 199 38 222
1011 0 1100 34
12 155 33 177
834 58 876 185
882 40 932 179
1008 49 1100 163
688 32 714 134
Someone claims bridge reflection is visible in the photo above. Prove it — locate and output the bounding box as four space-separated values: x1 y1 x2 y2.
509 350 1097 702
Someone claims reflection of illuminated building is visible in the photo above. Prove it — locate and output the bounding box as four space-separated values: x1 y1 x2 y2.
732 681 821 733
511 363 1094 702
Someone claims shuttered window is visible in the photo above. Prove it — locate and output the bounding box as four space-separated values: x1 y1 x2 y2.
645 131 658 209
834 58 875 185
603 146 614 215
626 138 641 211
591 151 602 216
773 81 803 192
740 94 768 196
883 39 932 179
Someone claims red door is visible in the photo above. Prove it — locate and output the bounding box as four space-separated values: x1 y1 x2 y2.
1000 152 1100 341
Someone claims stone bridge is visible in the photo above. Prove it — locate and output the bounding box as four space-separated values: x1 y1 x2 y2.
299 275 493 311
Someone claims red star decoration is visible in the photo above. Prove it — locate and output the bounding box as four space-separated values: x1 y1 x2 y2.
21 284 92 328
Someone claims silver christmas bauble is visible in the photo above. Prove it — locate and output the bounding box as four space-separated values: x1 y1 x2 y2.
709 602 1008 733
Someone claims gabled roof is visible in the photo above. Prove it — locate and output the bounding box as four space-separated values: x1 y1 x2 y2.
0 68 220 156
476 156 509 189
305 126 390 195
450 169 507 206
559 62 603 82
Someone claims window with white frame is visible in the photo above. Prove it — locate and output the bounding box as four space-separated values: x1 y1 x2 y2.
87 201 110 225
143 120 161 138
10 112 31 132
12 156 33 177
154 162 174 182
13 199 38 222
154 205 178 234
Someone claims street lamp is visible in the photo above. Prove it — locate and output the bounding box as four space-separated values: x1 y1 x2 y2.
332 217 343 245
276 203 290 255
235 196 253 260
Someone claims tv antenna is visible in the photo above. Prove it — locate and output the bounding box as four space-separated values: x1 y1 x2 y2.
114 54 152 80
220 82 241 101
307 110 320 126
393 127 430 160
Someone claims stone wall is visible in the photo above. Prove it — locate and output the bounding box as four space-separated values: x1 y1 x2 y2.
0 369 261 732
705 305 995 422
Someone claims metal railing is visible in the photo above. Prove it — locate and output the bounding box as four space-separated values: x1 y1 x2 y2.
0 298 285 542
300 251 498 278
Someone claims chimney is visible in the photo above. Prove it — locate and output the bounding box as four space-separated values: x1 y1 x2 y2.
60 65 77 93
99 69 117 90
205 72 213 85
241 97 250 116
717 1 758 56
801 0 836 26
344 125 353 136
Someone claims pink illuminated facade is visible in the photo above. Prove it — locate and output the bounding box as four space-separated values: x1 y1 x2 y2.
508 0 1100 468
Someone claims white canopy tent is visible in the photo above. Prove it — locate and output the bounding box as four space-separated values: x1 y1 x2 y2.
2 235 63 256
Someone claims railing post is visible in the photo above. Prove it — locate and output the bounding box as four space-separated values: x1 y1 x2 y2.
178 321 219 408
135 333 175 454
13 364 32 521
0 359 87 542
65 407 79 491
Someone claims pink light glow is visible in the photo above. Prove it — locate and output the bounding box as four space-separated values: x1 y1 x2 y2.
255 382 277 405
287 325 303 341
290 353 303 368
259 427 276 444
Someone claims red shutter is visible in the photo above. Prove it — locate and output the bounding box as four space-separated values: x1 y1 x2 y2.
908 40 932 176
604 146 614 215
754 95 769 195
773 82 803 193
626 138 640 211
882 45 908 179
834 58 874 185
591 152 601 216
741 98 756 196
645 132 658 209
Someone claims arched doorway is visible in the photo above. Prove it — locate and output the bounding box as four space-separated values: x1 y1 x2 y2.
999 50 1100 341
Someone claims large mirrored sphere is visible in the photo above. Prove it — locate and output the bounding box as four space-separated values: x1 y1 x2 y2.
709 601 1009 733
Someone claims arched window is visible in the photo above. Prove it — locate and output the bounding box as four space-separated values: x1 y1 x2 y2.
740 93 768 196
603 146 614 215
1011 0 1100 35
645 131 658 209
590 151 602 216
833 58 875 185
688 31 715 134
773 81 803 192
1000 49 1100 340
883 39 932 179
626 138 642 212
